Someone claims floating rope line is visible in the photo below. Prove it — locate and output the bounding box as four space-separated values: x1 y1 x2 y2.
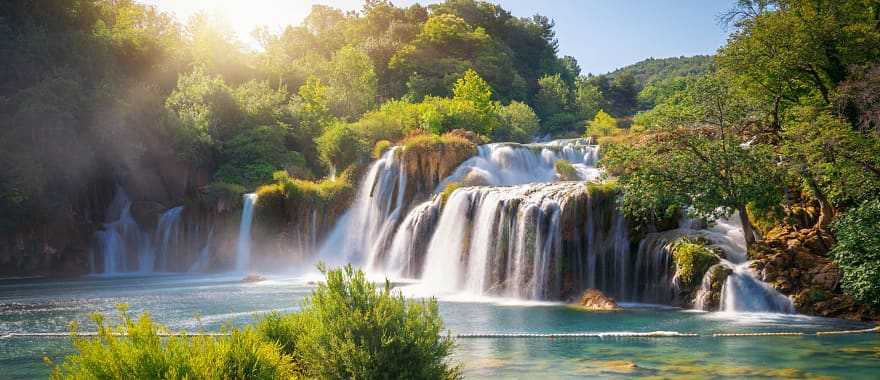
1 327 877 340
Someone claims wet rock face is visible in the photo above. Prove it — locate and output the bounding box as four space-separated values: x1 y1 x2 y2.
751 225 878 320
695 264 733 311
574 288 620 311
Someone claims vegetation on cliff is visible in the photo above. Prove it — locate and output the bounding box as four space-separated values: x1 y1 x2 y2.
831 200 880 309
50 266 459 379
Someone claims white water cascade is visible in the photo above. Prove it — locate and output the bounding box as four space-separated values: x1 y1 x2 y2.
692 215 795 313
92 188 155 275
235 193 258 272
438 138 600 188
154 206 184 272
319 147 408 267
318 137 794 311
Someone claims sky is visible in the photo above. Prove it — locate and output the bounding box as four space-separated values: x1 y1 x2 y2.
141 0 734 75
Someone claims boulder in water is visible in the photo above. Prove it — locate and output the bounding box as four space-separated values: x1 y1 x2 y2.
242 273 266 283
573 289 620 311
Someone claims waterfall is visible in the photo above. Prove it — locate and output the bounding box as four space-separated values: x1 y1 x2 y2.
691 214 795 313
154 206 184 272
319 147 408 267
92 187 155 275
189 227 214 273
437 138 600 189
408 182 631 301
235 193 258 272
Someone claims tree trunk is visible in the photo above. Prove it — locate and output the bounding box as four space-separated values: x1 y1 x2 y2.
803 174 834 229
737 204 756 248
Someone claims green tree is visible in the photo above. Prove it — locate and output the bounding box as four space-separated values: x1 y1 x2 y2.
494 101 540 143
585 110 618 137
326 45 378 120
602 74 780 245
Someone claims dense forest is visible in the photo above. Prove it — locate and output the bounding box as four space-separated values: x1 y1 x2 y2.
2 0 880 317
0 0 663 237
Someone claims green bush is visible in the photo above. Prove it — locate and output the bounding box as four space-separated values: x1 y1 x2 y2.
49 305 296 380
373 140 393 159
316 122 369 171
282 264 460 379
831 199 880 308
51 266 460 379
670 238 719 287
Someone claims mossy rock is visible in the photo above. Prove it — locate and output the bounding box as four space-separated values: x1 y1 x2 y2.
670 237 720 288
554 159 579 181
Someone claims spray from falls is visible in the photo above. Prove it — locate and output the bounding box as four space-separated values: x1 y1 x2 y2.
235 193 258 272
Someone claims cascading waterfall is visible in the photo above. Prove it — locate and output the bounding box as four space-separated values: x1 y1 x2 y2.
189 227 214 273
154 206 184 272
318 137 795 312
706 216 794 313
319 147 408 267
418 183 577 299
235 193 258 272
438 138 600 189
92 188 155 275
689 215 794 313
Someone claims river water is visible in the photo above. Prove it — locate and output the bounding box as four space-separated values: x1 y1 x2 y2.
1 274 878 379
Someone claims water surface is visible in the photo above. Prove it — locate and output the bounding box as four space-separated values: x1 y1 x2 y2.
1 275 878 379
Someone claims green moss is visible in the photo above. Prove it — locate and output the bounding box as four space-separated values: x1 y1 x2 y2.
671 238 720 287
554 159 579 181
586 180 620 198
440 182 463 206
372 140 392 159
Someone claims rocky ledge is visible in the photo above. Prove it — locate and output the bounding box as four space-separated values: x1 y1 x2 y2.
750 225 878 321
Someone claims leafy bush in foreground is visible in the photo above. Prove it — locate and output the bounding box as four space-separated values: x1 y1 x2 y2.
50 266 459 379
49 305 296 380
261 265 460 380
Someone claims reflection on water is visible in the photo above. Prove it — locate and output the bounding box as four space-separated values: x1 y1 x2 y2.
1 275 878 379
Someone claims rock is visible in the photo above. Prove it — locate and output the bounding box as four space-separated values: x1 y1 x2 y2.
751 226 879 321
573 289 620 311
242 273 266 283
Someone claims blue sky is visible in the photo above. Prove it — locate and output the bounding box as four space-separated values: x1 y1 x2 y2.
144 0 734 74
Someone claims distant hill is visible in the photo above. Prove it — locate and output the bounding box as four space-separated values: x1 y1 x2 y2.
605 55 715 91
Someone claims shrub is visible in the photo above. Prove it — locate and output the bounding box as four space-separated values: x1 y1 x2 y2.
316 122 369 171
440 182 463 205
831 199 880 308
554 159 579 181
51 266 460 379
373 140 392 159
49 305 296 380
290 264 460 379
670 238 719 287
